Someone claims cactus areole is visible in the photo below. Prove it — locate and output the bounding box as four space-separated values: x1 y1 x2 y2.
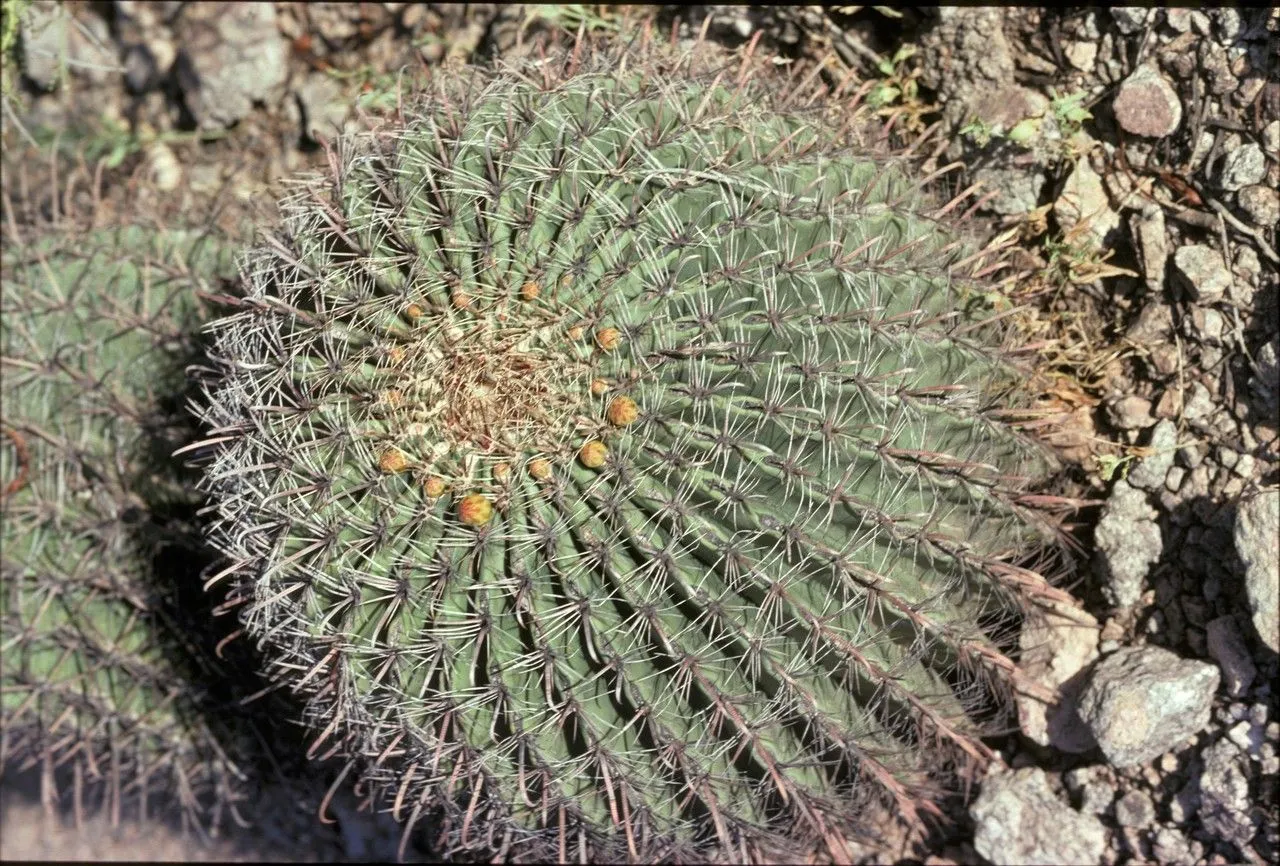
197 54 1065 861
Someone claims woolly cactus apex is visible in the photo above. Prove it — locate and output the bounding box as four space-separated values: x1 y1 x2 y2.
0 225 254 837
196 43 1071 863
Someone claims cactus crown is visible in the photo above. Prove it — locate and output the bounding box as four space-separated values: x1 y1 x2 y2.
197 45 1065 862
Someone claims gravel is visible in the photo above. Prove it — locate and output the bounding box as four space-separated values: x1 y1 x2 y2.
1064 765 1117 816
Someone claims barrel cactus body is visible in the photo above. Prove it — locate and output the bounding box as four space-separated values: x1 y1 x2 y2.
197 54 1066 860
0 226 250 835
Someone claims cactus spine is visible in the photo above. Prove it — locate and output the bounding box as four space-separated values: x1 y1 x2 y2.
0 225 254 836
196 47 1069 862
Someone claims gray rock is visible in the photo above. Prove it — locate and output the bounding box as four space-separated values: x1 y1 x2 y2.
1063 765 1116 815
1173 244 1232 301
1151 826 1195 864
1189 307 1225 344
1238 184 1280 227
917 8 1046 134
174 2 288 129
1232 245 1260 296
1235 490 1279 653
1094 479 1162 609
1055 157 1120 247
18 0 68 90
1113 64 1182 138
115 0 179 92
1106 394 1155 431
1131 205 1169 291
295 72 350 142
1206 615 1257 697
1180 463 1211 500
1064 40 1097 72
973 165 1047 216
1115 789 1156 828
1077 646 1219 768
1211 8 1245 42
1125 300 1173 345
1128 419 1178 492
1165 9 1194 32
1110 7 1151 34
1251 338 1279 418
1265 121 1280 161
1219 143 1266 192
1198 738 1255 849
65 10 118 86
1017 600 1100 752
971 767 1108 866
1181 381 1216 422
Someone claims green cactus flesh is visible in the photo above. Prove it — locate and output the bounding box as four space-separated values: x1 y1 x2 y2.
198 68 1063 857
0 226 250 834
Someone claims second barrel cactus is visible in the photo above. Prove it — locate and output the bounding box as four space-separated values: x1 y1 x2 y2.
0 225 255 835
196 48 1069 861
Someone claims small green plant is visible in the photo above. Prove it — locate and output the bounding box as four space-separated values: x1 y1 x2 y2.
959 88 1093 161
1048 88 1092 138
959 117 997 148
1095 452 1134 482
27 112 226 169
0 0 33 128
865 43 937 135
519 4 628 37
322 64 414 115
194 41 1071 863
1040 216 1139 288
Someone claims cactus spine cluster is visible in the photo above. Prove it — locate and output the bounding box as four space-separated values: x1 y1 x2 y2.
195 48 1068 861
0 226 253 836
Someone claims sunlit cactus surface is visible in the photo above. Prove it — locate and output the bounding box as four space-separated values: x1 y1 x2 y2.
196 50 1066 861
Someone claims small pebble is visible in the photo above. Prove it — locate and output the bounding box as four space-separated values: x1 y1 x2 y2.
1173 245 1232 302
1226 720 1253 753
1219 143 1266 192
1113 64 1182 138
1238 184 1280 227
1114 789 1156 828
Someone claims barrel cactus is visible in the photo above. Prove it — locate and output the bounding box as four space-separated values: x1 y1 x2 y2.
0 225 256 837
195 44 1071 862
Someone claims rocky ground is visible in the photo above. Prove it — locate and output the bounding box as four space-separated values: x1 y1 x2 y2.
0 4 1276 864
